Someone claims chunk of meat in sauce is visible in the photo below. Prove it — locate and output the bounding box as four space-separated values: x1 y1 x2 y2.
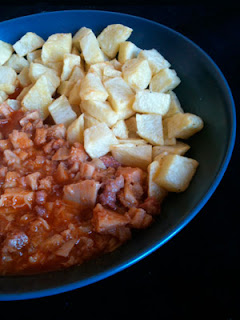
1 231 28 254
92 203 130 233
0 188 34 209
63 180 101 208
0 103 14 118
25 172 41 191
139 197 161 215
126 207 153 229
99 175 124 209
116 167 145 208
9 130 33 149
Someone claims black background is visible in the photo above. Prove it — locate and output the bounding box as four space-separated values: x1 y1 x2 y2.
0 2 239 319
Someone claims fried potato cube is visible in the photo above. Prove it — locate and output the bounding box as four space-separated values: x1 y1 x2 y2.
84 122 118 158
132 90 170 115
0 66 17 94
68 79 81 106
17 66 31 87
29 62 50 82
21 75 52 119
152 141 190 159
150 68 181 93
61 53 81 81
84 113 101 129
0 40 13 65
111 144 152 170
0 90 8 103
104 76 135 112
163 91 184 119
136 113 164 145
72 27 92 50
97 24 133 59
4 54 29 73
81 100 119 127
80 72 108 101
167 113 204 139
147 161 168 201
48 95 77 127
26 49 42 63
41 33 72 64
58 65 85 96
111 119 128 139
154 154 199 192
138 49 170 75
125 116 139 138
79 28 105 65
29 62 60 95
122 58 152 90
67 113 84 144
118 41 141 64
6 99 21 111
13 32 44 57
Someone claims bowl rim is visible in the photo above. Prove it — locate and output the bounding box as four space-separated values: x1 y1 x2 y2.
0 9 236 301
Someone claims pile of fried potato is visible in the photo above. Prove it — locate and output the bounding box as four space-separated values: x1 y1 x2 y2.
0 24 204 203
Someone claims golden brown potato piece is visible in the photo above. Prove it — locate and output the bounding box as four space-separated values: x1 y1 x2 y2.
150 68 181 93
138 49 170 75
152 142 190 159
67 113 84 144
136 113 164 145
118 41 140 64
0 66 17 94
17 66 31 87
122 58 152 90
147 160 168 201
167 113 204 139
153 154 199 192
13 32 44 57
84 122 118 158
21 75 52 119
48 95 77 127
4 54 29 73
80 72 108 101
0 40 13 65
81 100 119 127
41 33 72 64
111 143 152 170
79 28 105 65
61 53 81 81
163 91 184 119
132 90 170 115
104 76 135 112
97 24 133 59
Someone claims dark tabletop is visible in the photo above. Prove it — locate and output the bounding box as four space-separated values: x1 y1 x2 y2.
0 2 239 319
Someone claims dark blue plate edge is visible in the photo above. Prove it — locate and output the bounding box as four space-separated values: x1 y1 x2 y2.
0 9 236 301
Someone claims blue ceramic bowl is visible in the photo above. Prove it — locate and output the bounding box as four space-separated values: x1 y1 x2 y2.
0 10 236 300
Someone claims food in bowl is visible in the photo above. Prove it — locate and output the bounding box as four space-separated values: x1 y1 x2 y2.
0 24 203 275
